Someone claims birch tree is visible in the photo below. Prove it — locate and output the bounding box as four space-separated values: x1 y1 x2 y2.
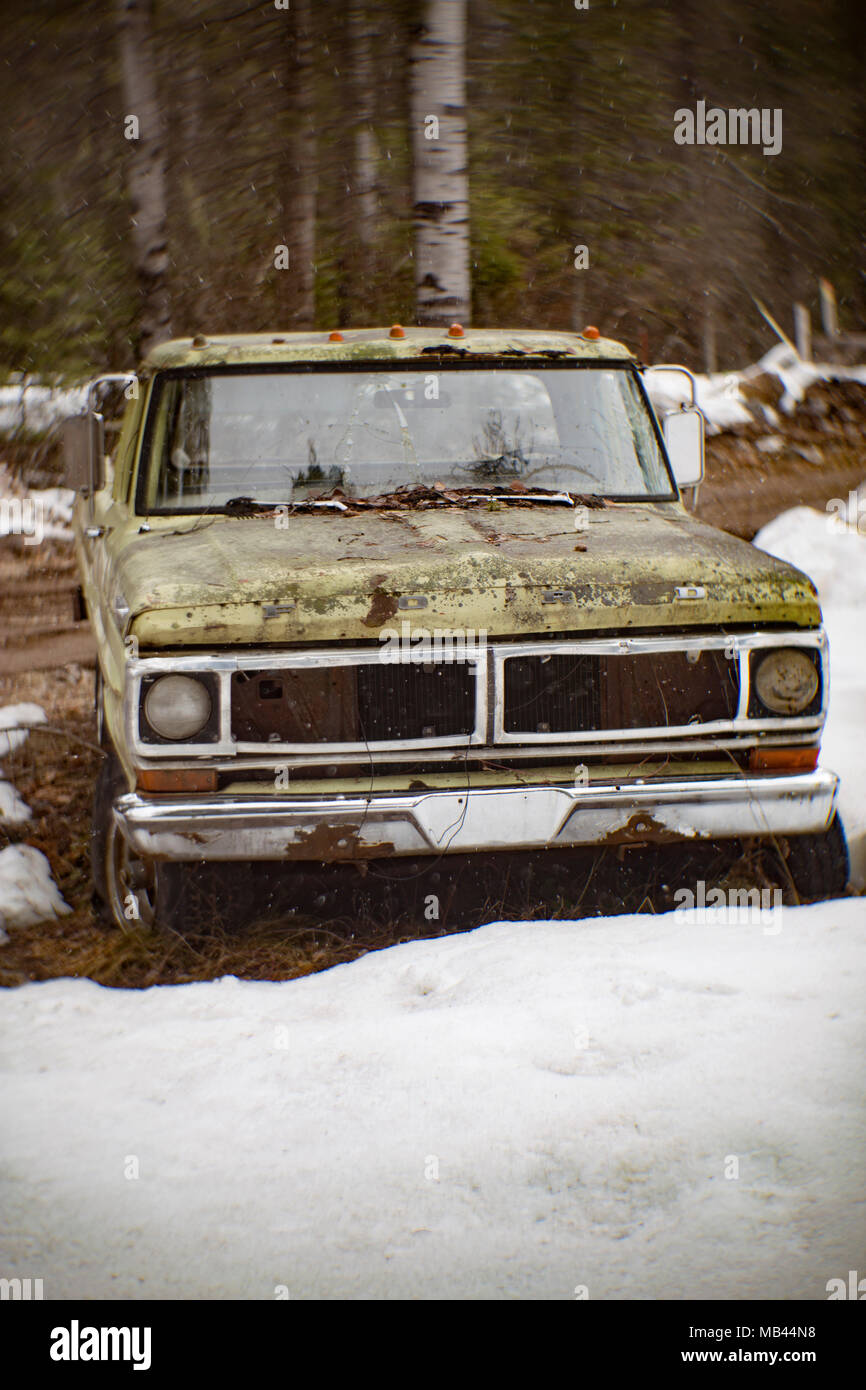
410 0 470 326
349 4 377 269
118 0 171 357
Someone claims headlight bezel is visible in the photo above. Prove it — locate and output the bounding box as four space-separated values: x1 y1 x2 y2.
139 672 220 744
749 646 823 718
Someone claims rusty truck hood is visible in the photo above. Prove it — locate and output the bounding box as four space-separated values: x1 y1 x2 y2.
119 502 821 648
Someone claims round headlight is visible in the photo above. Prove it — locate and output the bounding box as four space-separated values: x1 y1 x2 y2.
754 648 819 715
144 675 212 740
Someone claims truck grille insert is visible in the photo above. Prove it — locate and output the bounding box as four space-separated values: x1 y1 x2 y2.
505 654 601 733
231 662 477 745
504 651 738 734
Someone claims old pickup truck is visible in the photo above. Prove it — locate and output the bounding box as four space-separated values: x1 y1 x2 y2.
65 326 848 930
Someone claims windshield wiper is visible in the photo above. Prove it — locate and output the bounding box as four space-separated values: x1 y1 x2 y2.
223 496 274 513
217 485 604 513
222 495 349 513
445 485 581 505
339 484 596 509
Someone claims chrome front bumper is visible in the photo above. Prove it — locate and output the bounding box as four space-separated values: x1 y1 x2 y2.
114 770 840 862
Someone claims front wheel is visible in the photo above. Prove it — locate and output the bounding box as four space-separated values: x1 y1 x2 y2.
782 815 850 902
92 752 210 932
92 751 160 929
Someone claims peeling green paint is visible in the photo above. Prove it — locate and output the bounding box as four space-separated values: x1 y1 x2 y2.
108 500 821 649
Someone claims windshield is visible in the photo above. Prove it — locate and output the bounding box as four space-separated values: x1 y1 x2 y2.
137 365 674 512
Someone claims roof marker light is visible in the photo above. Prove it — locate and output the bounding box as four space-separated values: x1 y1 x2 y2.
389 324 406 339
582 325 600 340
447 323 465 338
328 331 344 342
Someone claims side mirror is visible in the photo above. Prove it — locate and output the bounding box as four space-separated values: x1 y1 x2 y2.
663 406 705 491
643 362 705 499
63 412 105 493
62 373 137 495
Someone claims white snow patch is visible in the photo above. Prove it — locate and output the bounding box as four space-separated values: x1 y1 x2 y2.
0 470 76 542
0 845 70 936
0 781 32 826
646 347 866 434
0 704 48 825
644 368 753 433
0 382 88 434
0 702 47 758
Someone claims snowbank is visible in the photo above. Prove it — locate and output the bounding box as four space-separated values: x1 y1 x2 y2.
0 705 70 929
0 845 70 939
0 382 88 434
750 343 866 414
0 471 76 542
646 344 866 433
0 900 863 1298
644 367 753 433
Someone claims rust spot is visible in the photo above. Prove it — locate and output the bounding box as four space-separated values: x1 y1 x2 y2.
363 586 398 627
600 812 689 846
289 823 395 860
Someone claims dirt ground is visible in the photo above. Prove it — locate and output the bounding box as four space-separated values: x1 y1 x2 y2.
2 422 864 987
697 434 865 541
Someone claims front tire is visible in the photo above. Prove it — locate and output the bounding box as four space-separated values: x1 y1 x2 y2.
783 814 850 902
91 749 235 933
92 751 158 929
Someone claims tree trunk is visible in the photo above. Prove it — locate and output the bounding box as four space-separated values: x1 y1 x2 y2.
349 4 377 262
117 0 171 358
410 0 470 326
280 0 316 327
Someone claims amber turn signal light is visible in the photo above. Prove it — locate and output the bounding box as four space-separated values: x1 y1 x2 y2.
747 747 819 772
136 768 218 793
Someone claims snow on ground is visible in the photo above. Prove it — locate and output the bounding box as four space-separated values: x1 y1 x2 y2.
0 702 47 759
0 468 76 542
645 343 866 433
0 781 32 828
0 381 87 434
0 900 863 1299
644 365 753 433
0 703 47 830
0 846 71 940
754 502 866 889
0 705 70 933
